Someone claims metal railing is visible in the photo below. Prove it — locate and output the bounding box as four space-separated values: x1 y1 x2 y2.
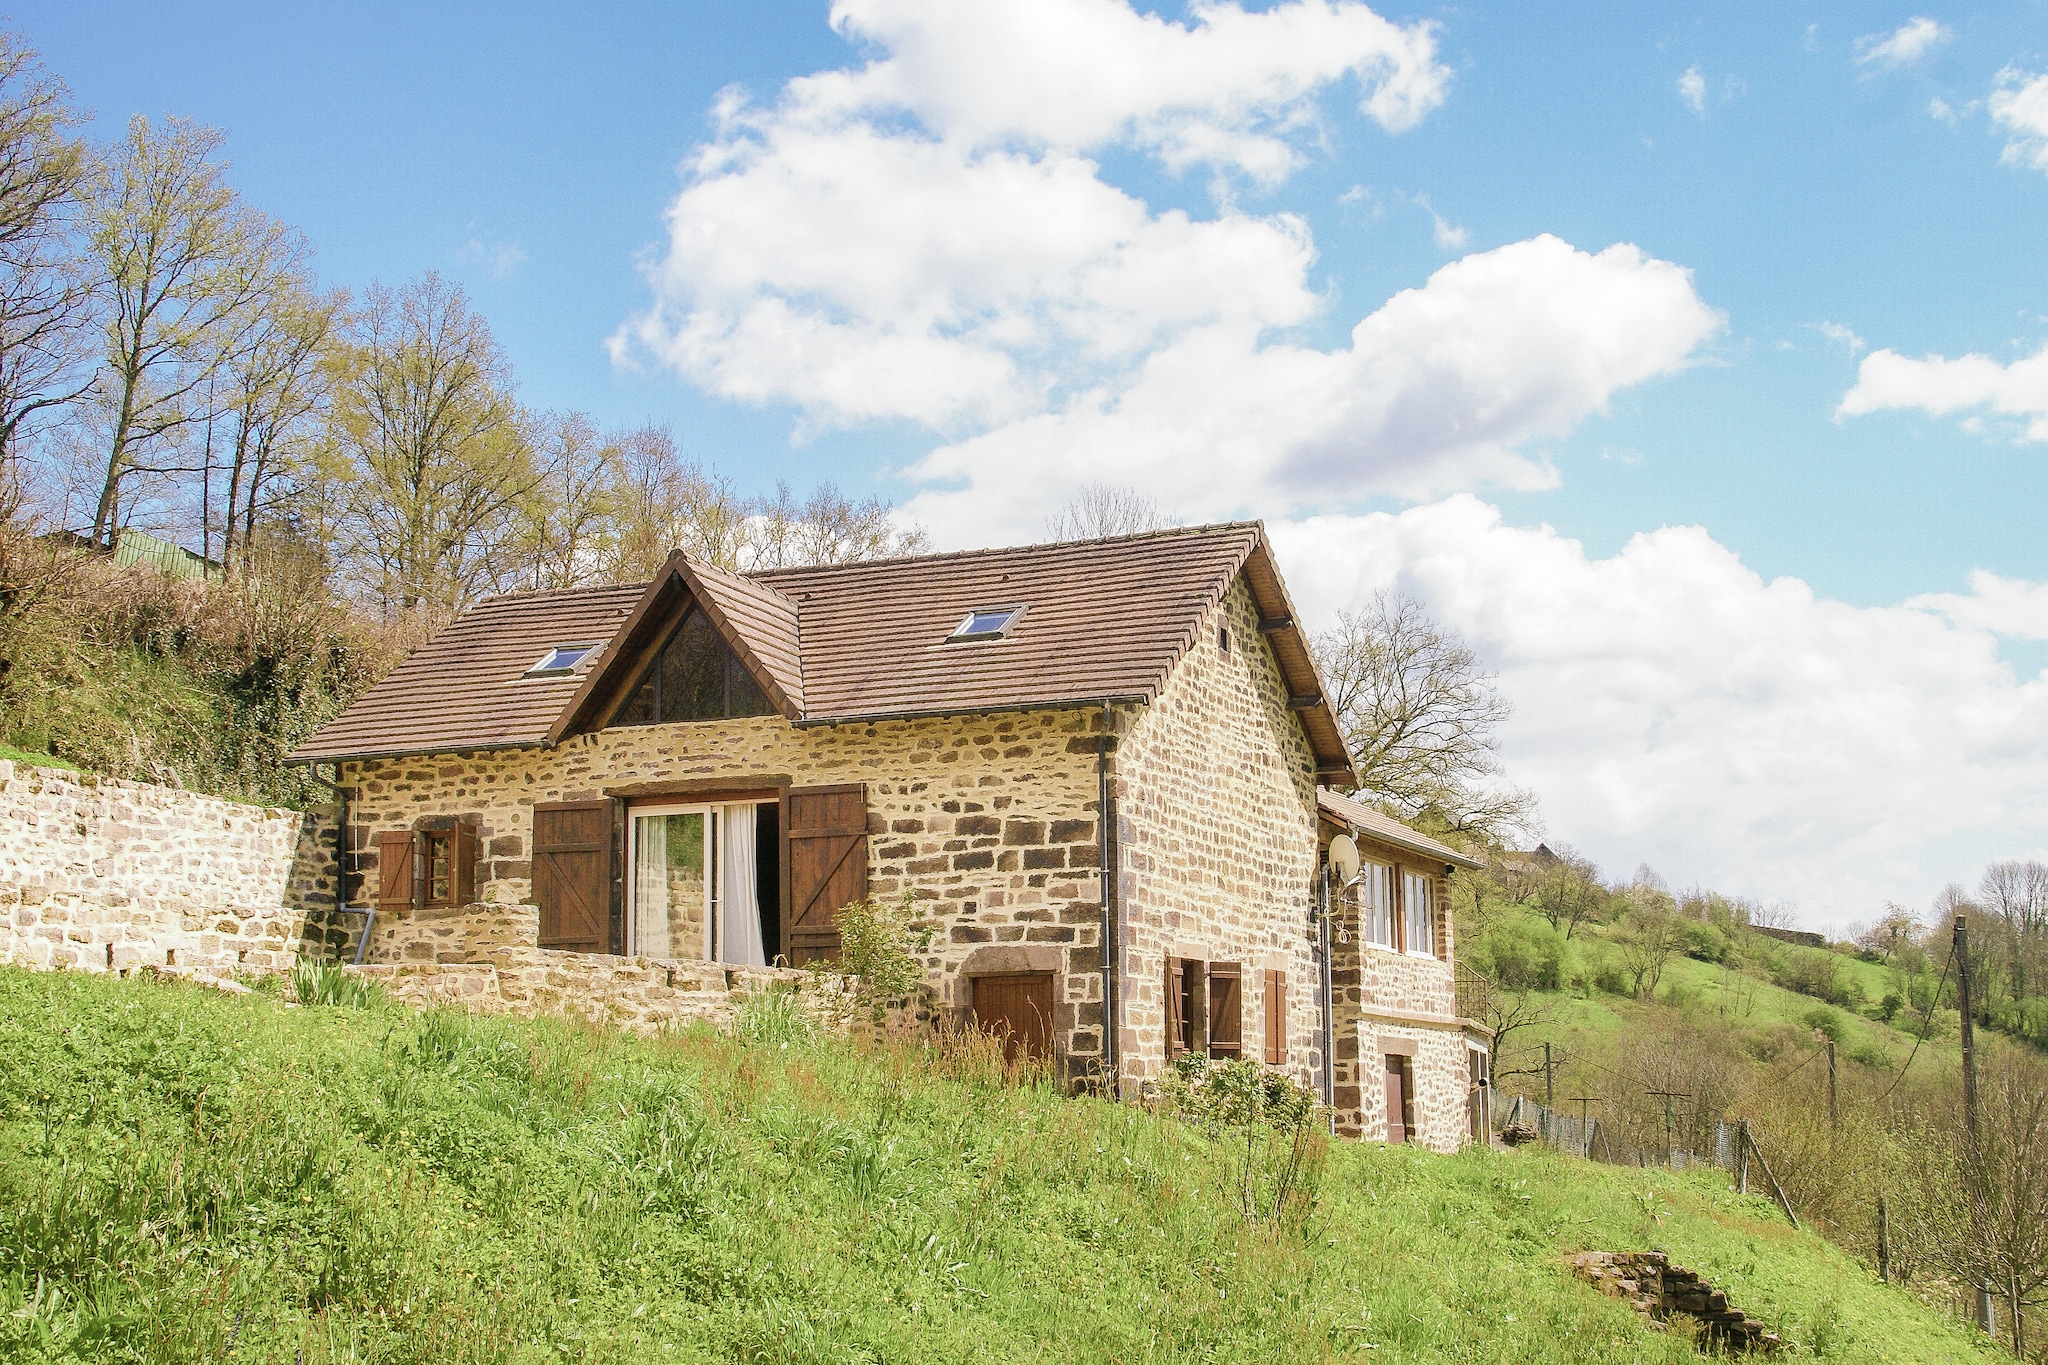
1455 963 1490 1024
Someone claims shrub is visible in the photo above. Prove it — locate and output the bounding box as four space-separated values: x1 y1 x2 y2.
1802 1005 1845 1043
1473 914 1564 991
1873 991 1905 1024
1591 957 1632 997
1161 1054 1326 1230
829 890 934 1020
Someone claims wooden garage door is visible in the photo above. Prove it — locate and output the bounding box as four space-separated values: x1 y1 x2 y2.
972 973 1053 1066
783 783 867 965
532 800 613 952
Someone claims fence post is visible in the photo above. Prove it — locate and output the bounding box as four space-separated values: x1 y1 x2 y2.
1876 1194 1890 1283
1747 1126 1800 1230
1738 1118 1750 1196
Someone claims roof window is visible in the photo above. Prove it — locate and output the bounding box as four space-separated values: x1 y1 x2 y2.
525 643 600 677
947 605 1024 643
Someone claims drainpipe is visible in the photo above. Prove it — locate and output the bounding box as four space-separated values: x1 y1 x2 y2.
1318 861 1336 1128
1098 701 1121 1099
301 762 366 962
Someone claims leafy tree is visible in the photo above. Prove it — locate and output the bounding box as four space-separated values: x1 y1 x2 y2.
331 273 536 616
84 116 301 544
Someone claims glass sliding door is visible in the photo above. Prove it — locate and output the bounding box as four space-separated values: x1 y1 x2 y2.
630 807 712 960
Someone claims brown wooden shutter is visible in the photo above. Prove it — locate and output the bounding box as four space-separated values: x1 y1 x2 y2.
375 831 417 911
971 973 1054 1066
1263 969 1287 1065
453 822 479 906
531 801 613 953
782 783 867 966
1207 963 1241 1060
1165 956 1185 1060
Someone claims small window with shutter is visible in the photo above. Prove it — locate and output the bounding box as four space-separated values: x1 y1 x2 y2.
1263 969 1287 1065
1165 956 1208 1062
376 822 479 911
1206 963 1241 1061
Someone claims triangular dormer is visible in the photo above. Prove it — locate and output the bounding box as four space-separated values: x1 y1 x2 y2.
551 554 803 740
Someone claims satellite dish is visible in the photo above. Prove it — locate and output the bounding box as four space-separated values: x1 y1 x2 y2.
1328 834 1360 886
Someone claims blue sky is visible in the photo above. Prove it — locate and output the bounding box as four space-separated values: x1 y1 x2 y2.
25 2 2048 926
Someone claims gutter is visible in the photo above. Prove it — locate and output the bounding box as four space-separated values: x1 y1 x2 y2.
1318 861 1336 1128
1098 700 1121 1099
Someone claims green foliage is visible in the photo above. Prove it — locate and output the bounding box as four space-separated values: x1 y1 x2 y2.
0 966 2003 1364
1472 912 1565 991
1802 1004 1846 1044
290 957 386 1010
1161 1054 1326 1229
829 890 933 1018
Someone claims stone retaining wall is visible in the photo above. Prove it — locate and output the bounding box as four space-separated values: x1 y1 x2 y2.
0 760 335 975
1571 1250 1782 1352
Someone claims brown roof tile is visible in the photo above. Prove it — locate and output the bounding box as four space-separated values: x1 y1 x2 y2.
1317 787 1482 870
291 523 1357 780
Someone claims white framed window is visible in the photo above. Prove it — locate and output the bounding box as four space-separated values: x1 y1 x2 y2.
1357 860 1397 950
627 801 775 966
1403 870 1436 958
947 604 1025 642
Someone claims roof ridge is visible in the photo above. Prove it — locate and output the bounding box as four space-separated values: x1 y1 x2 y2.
747 521 1261 581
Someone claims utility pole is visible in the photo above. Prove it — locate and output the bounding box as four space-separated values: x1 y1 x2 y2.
1957 914 1979 1148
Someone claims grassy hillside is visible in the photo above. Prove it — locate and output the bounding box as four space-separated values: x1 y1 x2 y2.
0 967 2003 1364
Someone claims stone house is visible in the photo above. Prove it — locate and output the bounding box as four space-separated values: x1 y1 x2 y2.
291 524 1487 1144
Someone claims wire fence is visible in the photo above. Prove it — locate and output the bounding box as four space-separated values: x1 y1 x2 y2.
1494 1094 1747 1174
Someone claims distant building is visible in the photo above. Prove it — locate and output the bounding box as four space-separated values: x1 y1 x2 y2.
45 528 222 583
1749 925 1828 950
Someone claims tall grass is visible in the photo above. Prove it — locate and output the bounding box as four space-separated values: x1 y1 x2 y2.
0 965 2006 1363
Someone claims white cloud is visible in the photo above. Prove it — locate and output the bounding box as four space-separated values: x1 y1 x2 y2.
1812 321 1865 354
1409 191 1468 249
616 0 1447 432
1991 67 2048 173
898 235 1723 544
457 236 528 279
1838 340 2048 442
1269 499 2048 932
1909 570 2048 640
1678 66 1706 114
1854 17 1952 71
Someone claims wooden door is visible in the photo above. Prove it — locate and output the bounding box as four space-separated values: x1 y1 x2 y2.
1385 1054 1409 1144
972 974 1053 1066
532 801 614 952
782 784 867 965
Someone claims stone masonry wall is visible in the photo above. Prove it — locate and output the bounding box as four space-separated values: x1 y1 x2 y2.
0 760 329 975
1113 579 1323 1093
339 706 1115 1085
1327 831 1471 1146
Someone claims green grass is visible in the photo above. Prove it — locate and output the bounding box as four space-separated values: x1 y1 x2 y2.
0 965 2003 1364
0 743 79 772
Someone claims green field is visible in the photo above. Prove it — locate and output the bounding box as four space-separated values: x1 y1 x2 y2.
0 966 2002 1363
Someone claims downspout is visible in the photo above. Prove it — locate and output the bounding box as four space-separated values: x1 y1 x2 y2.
1098 701 1121 1099
302 762 371 963
1318 860 1336 1130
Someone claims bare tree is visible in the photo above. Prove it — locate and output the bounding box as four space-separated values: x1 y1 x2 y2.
749 480 929 569
0 35 94 503
83 116 301 544
211 274 340 571
512 410 621 591
1531 846 1607 941
1483 990 1557 1083
1045 482 1173 540
1616 906 1681 999
331 273 536 616
1312 590 1535 840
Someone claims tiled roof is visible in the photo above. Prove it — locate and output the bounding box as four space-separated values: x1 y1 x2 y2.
292 524 1356 780
1316 788 1482 870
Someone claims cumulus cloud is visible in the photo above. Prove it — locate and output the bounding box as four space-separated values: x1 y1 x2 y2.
1837 340 2048 442
1269 499 2048 930
1991 67 2048 173
1854 17 1951 71
1678 66 1706 114
898 235 1722 543
620 1 1719 538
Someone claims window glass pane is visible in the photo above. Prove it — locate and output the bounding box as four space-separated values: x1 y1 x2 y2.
632 811 709 959
1404 871 1434 955
1358 861 1396 949
728 656 774 717
617 676 655 726
661 611 727 721
427 832 450 904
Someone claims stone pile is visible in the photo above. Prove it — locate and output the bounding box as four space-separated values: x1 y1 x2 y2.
1570 1251 1782 1353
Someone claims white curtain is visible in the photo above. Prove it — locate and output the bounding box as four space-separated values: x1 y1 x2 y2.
721 803 766 966
633 814 671 958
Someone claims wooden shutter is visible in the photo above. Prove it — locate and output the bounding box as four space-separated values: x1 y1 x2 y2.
1263 969 1287 1065
782 783 867 966
1207 962 1242 1060
1165 956 1185 1060
453 823 479 906
532 801 613 953
375 830 417 911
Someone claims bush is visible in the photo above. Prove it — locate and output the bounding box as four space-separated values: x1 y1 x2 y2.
829 890 934 1019
1591 957 1632 997
1678 919 1733 964
1473 914 1565 991
1802 1005 1845 1043
1161 1054 1326 1230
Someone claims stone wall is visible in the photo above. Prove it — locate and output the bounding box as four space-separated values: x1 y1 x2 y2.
339 705 1114 1084
0 760 332 976
1113 579 1324 1092
1570 1251 1782 1352
1341 1018 1474 1153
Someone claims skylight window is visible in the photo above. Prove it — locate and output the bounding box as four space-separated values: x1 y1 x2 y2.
947 605 1025 643
526 643 599 677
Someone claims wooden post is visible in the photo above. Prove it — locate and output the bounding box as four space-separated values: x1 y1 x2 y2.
1827 1039 1838 1136
1748 1125 1800 1230
1738 1118 1750 1195
1544 1042 1555 1110
1876 1194 1889 1283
